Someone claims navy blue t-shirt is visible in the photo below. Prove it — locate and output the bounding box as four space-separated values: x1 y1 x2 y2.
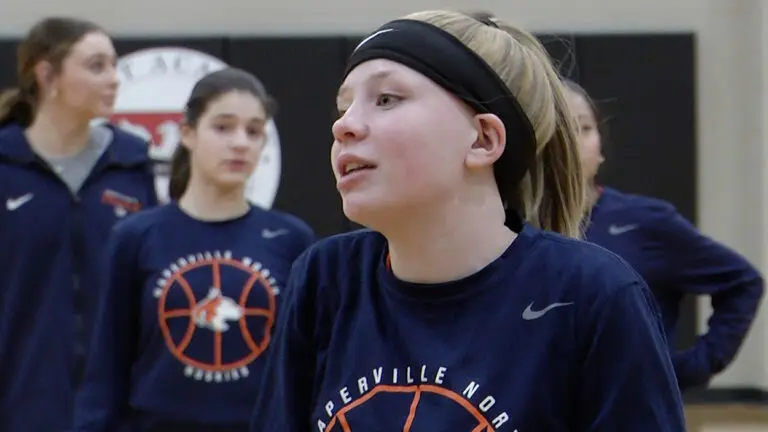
73 203 315 431
586 187 764 390
251 225 687 431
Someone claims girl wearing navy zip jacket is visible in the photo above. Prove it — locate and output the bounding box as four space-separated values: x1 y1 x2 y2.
0 17 158 431
74 68 315 431
564 79 765 391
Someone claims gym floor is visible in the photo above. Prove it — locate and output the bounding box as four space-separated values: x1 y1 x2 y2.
686 404 768 431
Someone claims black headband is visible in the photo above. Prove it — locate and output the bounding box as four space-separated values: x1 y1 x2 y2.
344 19 535 230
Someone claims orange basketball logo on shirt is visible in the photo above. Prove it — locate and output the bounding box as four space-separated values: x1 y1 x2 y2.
153 250 279 383
316 365 514 431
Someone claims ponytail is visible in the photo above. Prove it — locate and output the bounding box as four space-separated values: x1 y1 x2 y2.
536 90 589 238
168 144 191 201
0 88 34 127
487 20 588 239
519 86 588 239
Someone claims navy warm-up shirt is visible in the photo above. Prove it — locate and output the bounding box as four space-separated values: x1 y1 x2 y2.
586 187 764 390
250 225 687 431
0 123 157 431
73 203 315 431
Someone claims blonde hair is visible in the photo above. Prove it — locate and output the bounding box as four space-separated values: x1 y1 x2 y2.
404 10 588 238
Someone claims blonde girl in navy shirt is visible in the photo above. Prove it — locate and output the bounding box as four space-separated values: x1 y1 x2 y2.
252 10 687 431
565 79 764 392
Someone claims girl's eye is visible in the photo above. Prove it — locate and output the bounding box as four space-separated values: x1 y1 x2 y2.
376 93 402 107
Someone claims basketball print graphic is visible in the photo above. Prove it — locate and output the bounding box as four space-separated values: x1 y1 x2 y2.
316 366 515 431
108 47 282 207
154 250 279 383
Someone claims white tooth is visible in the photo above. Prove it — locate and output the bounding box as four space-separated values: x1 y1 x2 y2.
345 163 362 174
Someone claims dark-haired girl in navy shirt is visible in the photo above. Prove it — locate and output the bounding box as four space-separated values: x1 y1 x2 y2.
73 68 315 431
564 79 764 391
251 10 686 432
